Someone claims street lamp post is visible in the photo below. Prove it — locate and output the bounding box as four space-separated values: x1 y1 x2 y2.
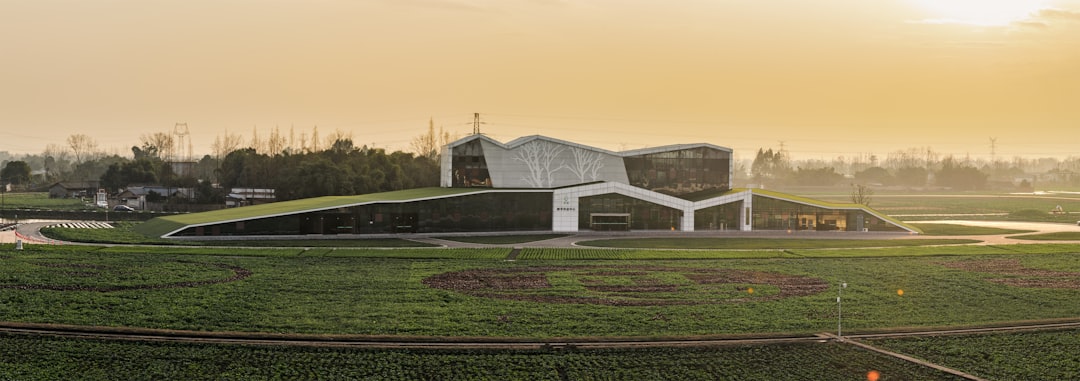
837 281 848 337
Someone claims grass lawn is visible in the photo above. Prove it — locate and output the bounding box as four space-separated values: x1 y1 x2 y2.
438 234 569 244
1007 231 1080 241
575 237 979 249
39 223 436 248
907 223 1034 236
0 192 92 211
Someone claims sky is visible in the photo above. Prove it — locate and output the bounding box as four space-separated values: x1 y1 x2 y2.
2 0 1079 161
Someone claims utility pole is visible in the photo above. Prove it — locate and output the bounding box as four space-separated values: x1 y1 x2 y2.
989 137 997 168
472 113 485 135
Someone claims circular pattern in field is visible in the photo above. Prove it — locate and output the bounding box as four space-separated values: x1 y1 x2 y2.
938 259 1080 289
422 265 829 306
0 260 252 292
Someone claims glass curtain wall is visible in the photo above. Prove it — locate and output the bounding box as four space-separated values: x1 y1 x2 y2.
578 193 683 231
694 202 742 231
750 196 905 232
174 192 553 236
450 139 492 187
623 147 730 198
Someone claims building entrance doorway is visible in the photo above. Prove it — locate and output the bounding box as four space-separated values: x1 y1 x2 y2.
590 213 630 231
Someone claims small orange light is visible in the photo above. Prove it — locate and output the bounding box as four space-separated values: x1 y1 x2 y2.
897 289 904 296
747 287 754 294
867 370 881 381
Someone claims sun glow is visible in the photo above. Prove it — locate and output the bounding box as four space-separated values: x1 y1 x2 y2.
909 0 1048 26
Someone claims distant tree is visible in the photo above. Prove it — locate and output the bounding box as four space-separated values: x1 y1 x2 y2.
137 132 174 161
850 183 874 206
66 134 99 164
894 166 928 187
194 180 225 204
750 148 791 185
936 156 988 190
410 118 456 161
854 167 891 184
99 159 159 193
1 161 32 185
791 167 843 186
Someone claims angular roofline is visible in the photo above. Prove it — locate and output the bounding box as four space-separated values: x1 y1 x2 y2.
619 143 733 157
444 134 732 157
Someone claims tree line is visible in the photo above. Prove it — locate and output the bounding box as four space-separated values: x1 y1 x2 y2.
742 146 1080 191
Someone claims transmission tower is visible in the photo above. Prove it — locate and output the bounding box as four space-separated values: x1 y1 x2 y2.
989 137 997 166
173 122 192 162
471 113 486 135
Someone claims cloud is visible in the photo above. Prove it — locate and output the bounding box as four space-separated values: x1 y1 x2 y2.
1014 20 1049 29
1037 8 1080 21
387 0 491 13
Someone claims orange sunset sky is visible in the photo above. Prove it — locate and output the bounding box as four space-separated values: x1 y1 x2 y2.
2 0 1078 160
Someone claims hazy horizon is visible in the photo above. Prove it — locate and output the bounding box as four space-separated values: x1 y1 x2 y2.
3 1 1079 160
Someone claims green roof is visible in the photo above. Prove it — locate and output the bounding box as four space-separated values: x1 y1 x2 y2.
136 185 921 238
743 188 922 233
135 188 489 237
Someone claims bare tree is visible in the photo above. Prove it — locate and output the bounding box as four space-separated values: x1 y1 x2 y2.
850 183 874 206
410 118 439 160
139 132 175 161
410 118 457 160
324 128 353 149
211 129 243 160
566 146 605 183
250 126 264 154
267 125 286 155
514 140 565 188
66 134 99 164
43 143 71 178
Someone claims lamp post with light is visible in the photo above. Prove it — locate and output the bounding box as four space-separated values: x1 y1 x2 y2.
837 281 848 337
1 177 7 226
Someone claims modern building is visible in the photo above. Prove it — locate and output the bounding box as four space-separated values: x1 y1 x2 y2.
137 135 917 238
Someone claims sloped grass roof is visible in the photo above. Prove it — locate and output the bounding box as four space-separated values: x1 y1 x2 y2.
135 188 487 237
745 188 921 233
135 185 920 238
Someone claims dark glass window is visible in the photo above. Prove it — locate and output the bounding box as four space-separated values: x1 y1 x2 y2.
694 202 742 231
450 140 492 187
749 196 904 232
624 147 730 198
175 192 554 236
578 193 683 231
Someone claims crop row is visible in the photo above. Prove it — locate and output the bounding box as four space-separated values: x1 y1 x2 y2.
0 333 965 380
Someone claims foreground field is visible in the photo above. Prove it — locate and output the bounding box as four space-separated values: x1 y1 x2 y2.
3 244 1080 337
0 333 966 381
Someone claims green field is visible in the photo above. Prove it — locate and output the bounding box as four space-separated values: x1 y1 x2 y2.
812 193 1080 223
5 239 1080 378
0 192 93 211
4 244 1080 337
869 328 1080 380
0 334 969 381
40 223 435 247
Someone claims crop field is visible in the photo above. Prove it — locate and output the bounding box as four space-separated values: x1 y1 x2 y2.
9 223 1080 379
868 328 1080 380
0 334 972 381
3 244 1080 338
